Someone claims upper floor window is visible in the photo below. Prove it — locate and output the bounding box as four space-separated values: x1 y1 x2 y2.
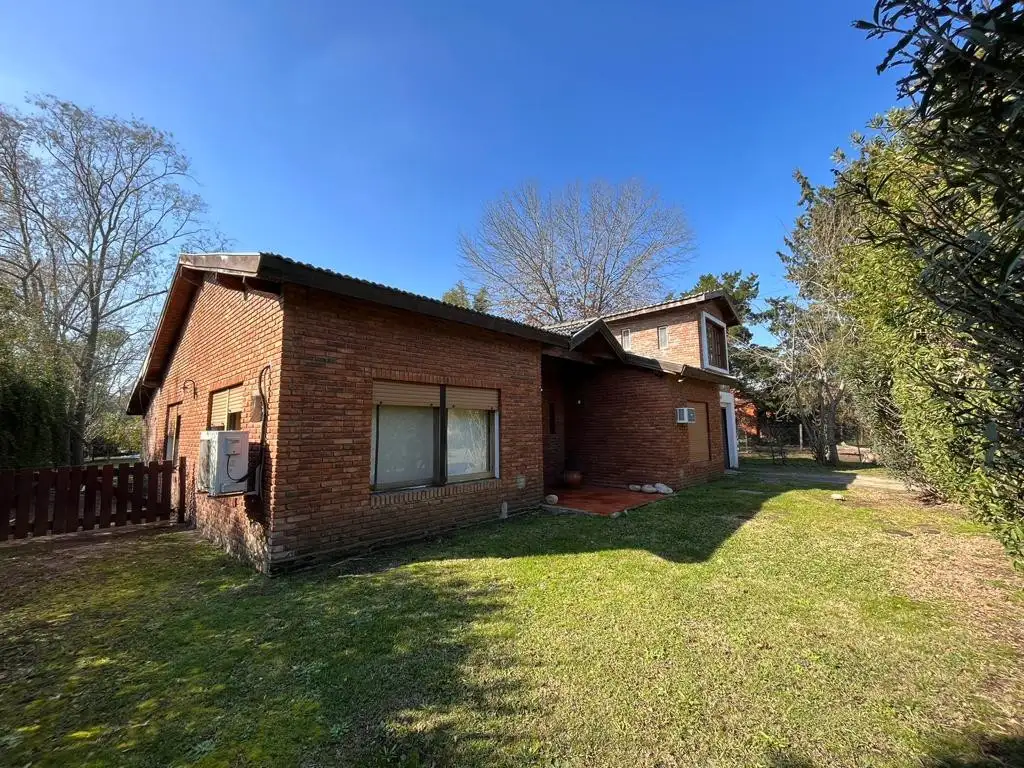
620 328 631 351
701 312 729 373
657 326 669 350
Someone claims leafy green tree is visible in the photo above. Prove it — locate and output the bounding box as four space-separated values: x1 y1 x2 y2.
687 271 759 329
441 281 472 309
471 286 492 313
855 2 1024 551
0 286 69 467
834 114 1018 554
442 281 493 313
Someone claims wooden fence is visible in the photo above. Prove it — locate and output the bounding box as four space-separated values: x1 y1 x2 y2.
1 457 186 541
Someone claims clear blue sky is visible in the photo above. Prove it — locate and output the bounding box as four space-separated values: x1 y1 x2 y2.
0 0 899 315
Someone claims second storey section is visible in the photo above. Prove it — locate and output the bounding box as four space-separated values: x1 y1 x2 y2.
602 293 738 374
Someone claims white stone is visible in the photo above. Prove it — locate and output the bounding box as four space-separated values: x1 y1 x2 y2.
628 484 642 492
641 484 657 494
544 494 559 505
653 483 673 494
830 493 846 502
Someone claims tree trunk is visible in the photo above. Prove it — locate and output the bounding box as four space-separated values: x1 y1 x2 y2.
821 400 840 467
69 317 100 465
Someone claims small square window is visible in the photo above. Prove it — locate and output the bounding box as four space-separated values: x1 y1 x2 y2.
209 384 244 430
657 326 668 349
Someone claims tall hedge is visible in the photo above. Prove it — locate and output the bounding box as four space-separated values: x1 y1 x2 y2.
837 121 1023 559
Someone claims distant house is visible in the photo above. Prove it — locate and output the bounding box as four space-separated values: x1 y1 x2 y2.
128 253 742 571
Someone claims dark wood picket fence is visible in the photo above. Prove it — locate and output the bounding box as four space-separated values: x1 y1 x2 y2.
1 457 186 541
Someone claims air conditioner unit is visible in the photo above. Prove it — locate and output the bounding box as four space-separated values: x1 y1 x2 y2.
198 430 249 496
675 407 697 425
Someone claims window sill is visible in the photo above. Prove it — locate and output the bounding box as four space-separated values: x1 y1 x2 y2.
370 477 500 506
702 364 730 376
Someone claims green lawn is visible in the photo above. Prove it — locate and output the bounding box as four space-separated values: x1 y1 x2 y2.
2 477 1022 767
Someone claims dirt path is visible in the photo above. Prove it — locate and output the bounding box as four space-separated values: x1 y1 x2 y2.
740 468 908 491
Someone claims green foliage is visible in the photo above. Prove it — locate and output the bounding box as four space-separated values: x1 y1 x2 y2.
0 287 69 468
0 365 68 469
850 1 1024 556
442 281 493 313
687 270 760 327
441 280 472 309
834 114 1022 558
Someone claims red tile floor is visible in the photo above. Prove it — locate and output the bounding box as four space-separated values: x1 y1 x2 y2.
544 486 667 517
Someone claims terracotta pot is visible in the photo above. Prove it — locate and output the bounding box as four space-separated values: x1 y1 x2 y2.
563 469 583 489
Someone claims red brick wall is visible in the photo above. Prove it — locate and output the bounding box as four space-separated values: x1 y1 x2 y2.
271 285 544 568
605 302 726 368
142 275 284 571
562 365 725 489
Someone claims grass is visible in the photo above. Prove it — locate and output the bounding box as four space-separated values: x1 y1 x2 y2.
1 476 1022 767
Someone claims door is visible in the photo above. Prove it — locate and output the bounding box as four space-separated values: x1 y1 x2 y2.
721 406 731 469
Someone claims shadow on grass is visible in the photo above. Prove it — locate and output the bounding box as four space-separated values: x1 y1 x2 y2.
0 533 530 766
336 472 863 575
767 735 1024 767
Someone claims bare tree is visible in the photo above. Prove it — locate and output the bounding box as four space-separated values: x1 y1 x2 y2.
459 180 694 324
750 178 859 466
0 96 219 462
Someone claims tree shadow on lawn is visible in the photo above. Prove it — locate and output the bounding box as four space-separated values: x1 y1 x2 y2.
0 533 532 767
339 473 860 575
766 734 1024 767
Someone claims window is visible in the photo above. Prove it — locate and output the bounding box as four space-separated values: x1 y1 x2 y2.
657 325 669 350
164 402 182 461
548 401 557 435
371 381 499 491
620 328 631 351
700 312 729 373
688 402 711 462
209 384 244 430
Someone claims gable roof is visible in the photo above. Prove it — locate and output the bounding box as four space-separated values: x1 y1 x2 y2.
127 252 566 414
567 319 625 361
543 291 742 335
129 253 738 415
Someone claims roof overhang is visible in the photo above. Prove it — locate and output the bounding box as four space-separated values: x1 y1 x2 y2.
622 353 738 386
597 291 742 328
127 252 568 415
567 319 625 362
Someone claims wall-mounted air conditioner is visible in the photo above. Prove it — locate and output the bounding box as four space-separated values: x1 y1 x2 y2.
198 430 249 496
675 407 697 425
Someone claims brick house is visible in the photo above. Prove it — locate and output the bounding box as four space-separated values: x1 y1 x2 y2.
128 253 741 572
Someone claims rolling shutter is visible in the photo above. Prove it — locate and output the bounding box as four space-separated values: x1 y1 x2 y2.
446 386 499 411
210 389 229 429
209 385 244 429
372 381 441 407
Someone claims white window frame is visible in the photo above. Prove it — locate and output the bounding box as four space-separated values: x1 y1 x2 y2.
620 328 631 351
657 325 668 350
699 311 730 374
